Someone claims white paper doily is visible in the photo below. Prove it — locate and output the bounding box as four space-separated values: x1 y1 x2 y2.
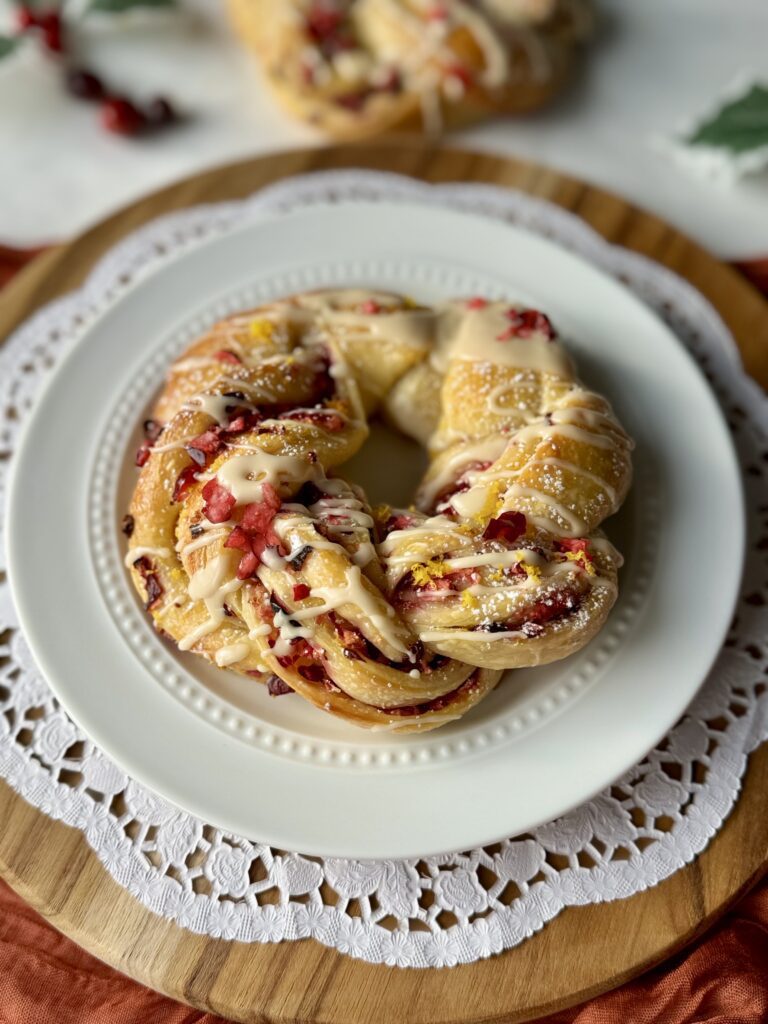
0 171 766 968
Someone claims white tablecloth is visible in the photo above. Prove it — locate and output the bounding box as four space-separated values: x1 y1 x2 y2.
0 0 766 256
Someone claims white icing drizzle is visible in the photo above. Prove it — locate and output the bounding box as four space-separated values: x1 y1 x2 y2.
179 556 243 651
248 623 272 639
216 450 321 505
215 641 251 668
447 305 574 377
261 564 411 660
177 528 229 559
125 546 171 567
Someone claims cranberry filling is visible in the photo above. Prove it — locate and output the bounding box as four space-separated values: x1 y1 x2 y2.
479 588 582 635
557 537 591 555
483 511 527 544
293 583 311 601
384 672 480 717
380 512 415 538
432 461 493 513
280 408 345 431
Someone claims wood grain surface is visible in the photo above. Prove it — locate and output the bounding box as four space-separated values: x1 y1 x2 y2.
1 141 767 1024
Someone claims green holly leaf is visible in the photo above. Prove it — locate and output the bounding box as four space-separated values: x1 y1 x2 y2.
687 84 768 155
88 0 175 12
0 35 20 59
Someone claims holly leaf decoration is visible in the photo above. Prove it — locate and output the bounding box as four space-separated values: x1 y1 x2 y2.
687 84 768 155
88 0 175 12
0 35 19 59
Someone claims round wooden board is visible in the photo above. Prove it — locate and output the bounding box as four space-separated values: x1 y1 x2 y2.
1 142 767 1024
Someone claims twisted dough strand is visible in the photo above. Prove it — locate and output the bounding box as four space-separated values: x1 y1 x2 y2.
227 0 592 140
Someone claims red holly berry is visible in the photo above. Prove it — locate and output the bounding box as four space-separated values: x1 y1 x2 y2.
42 20 63 52
16 6 38 30
66 68 104 101
146 96 176 126
101 97 145 137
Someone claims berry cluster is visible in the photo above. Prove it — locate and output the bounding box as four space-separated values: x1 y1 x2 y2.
14 5 178 137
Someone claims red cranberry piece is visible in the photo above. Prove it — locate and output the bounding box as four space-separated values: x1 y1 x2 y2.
66 68 104 100
293 583 310 601
133 556 164 610
497 308 556 342
101 97 145 137
306 3 343 43
483 511 527 545
146 96 176 126
201 478 236 523
214 349 242 364
241 483 281 532
446 63 473 88
187 428 222 456
557 537 590 554
359 299 381 314
267 675 293 697
466 296 488 309
135 444 151 467
235 550 259 580
172 464 199 503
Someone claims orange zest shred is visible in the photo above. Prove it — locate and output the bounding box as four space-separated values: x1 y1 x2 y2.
520 561 542 584
411 559 449 588
564 550 596 576
249 318 275 342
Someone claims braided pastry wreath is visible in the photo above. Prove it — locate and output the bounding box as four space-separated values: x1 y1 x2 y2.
124 290 633 733
226 0 592 139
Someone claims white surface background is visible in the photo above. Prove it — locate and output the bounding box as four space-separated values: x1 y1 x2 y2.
0 0 767 255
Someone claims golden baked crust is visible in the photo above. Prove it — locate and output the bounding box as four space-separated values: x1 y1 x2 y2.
125 289 632 731
226 0 592 139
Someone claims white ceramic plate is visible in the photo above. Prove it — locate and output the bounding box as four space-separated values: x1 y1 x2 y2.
6 202 744 859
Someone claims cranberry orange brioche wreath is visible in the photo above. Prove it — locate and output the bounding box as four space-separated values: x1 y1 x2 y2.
226 0 592 140
124 289 632 732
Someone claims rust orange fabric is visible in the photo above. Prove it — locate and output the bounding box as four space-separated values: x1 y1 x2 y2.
1 244 767 1023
